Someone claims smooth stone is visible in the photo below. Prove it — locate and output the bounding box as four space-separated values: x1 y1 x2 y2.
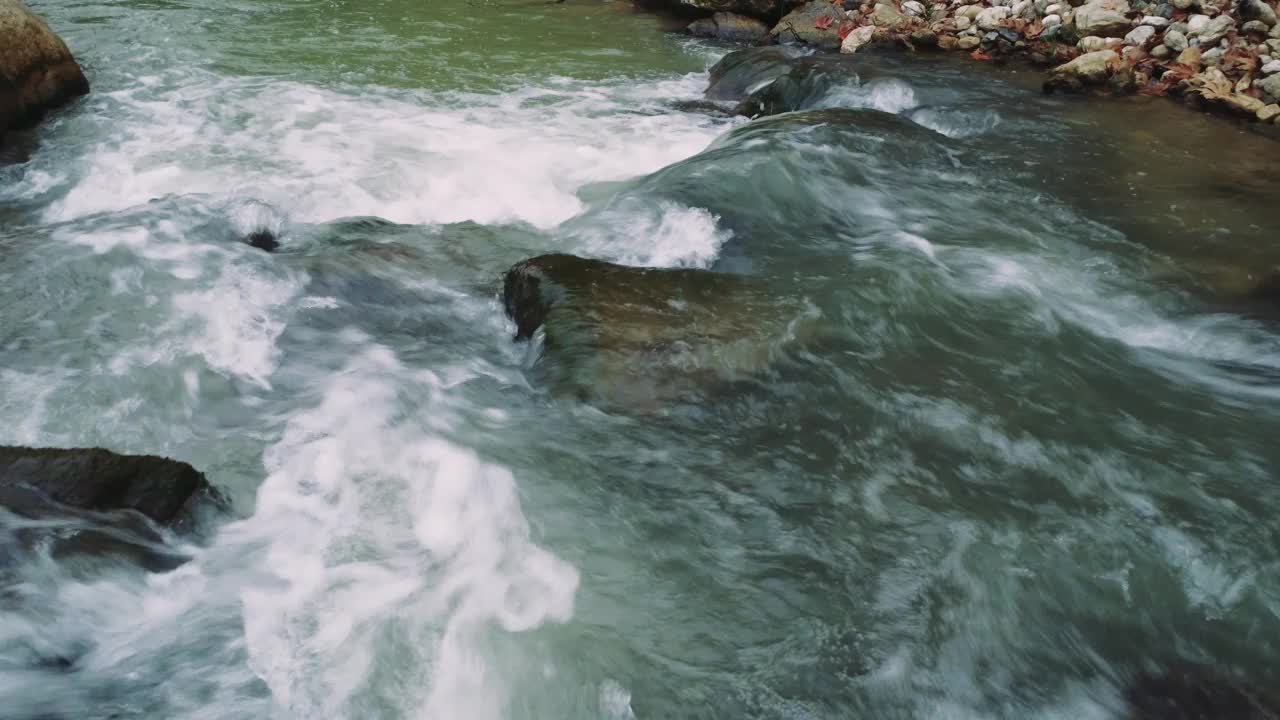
1164 28 1189 50
0 0 90 139
1200 45 1225 64
1171 0 1196 8
1012 0 1034 17
840 24 876 52
704 45 807 101
977 5 1011 29
1186 13 1210 33
1263 59 1280 73
1258 72 1280 97
1243 19 1271 34
955 14 972 28
1125 24 1157 44
1045 48 1122 90
1140 15 1169 27
959 4 984 19
1177 45 1203 66
1195 15 1233 45
1152 2 1175 17
688 12 771 42
1151 42 1171 57
1043 12 1063 25
1240 0 1278 27
958 34 982 47
1259 103 1280 121
903 0 927 15
1079 34 1110 50
1073 0 1135 37
1045 2 1065 12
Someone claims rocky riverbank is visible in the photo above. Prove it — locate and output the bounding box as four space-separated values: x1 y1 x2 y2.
667 0 1280 129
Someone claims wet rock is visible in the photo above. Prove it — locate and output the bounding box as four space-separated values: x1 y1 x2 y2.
909 28 939 45
502 254 816 409
1164 28 1189 51
705 45 807 101
1073 0 1135 36
771 0 847 47
243 229 279 252
1124 665 1280 720
958 34 982 47
0 446 218 527
1045 48 1127 90
688 11 771 41
0 0 90 141
1240 0 1278 27
733 54 867 115
841 24 877 52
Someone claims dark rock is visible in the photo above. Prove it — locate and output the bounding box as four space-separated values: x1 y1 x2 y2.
0 446 219 527
687 10 771 41
0 0 90 142
770 0 847 48
996 27 1022 43
636 0 801 21
1153 2 1174 18
502 254 817 409
1125 665 1280 719
909 29 939 47
1240 0 1278 27
243 229 279 252
733 54 868 116
705 44 808 100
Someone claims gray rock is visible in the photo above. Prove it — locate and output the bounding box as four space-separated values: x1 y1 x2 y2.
1171 0 1196 9
1044 12 1064 24
1186 13 1210 34
688 11 771 42
1269 37 1280 51
705 45 807 100
1073 0 1134 37
977 5 1012 29
1169 20 1189 33
1164 28 1189 50
1125 24 1157 43
0 0 90 140
1195 14 1234 45
903 0 927 15
1140 15 1169 26
1240 0 1277 28
1079 34 1111 50
1152 42 1172 56
0 446 220 527
1045 48 1122 90
1152 2 1175 17
1201 45 1225 63
771 0 847 47
1243 20 1271 33
1263 59 1280 73
1259 72 1280 97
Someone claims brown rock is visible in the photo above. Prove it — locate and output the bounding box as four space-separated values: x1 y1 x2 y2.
0 0 89 140
1176 45 1203 69
938 33 960 49
1044 49 1124 91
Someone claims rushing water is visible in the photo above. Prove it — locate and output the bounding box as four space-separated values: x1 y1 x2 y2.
3 0 1280 717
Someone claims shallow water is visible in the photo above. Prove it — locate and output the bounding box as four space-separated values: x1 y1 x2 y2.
3 0 1280 717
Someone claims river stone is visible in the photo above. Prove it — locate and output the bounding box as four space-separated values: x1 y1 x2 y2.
1140 15 1169 26
502 254 816 409
1045 48 1122 90
1243 19 1270 33
1259 72 1280 97
1186 13 1210 34
903 0 927 15
1152 42 1171 56
688 11 771 41
977 5 1012 29
1259 102 1280 120
955 14 973 28
1177 45 1202 65
870 1 912 27
958 34 981 47
705 45 807 100
771 0 846 48
1172 0 1196 8
0 0 90 140
1073 0 1134 36
1263 59 1280 73
1044 12 1064 24
1194 14 1234 44
1164 28 1189 50
1125 24 1156 43
1079 34 1111 50
840 24 877 52
1240 0 1277 27
0 446 218 527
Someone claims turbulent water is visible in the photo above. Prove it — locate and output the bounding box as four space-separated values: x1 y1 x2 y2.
3 0 1280 717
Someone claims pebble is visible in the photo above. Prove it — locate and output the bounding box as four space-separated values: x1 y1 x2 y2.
1125 25 1157 44
1243 19 1270 33
1264 59 1280 73
955 14 972 28
1201 45 1226 64
1140 15 1170 27
1168 21 1189 34
1011 0 1033 18
1043 12 1062 25
1044 2 1063 13
1164 28 1189 50
1197 15 1235 45
903 0 927 15
976 5 1011 30
1152 43 1172 57
1187 14 1210 34
1172 0 1197 9
958 35 981 48
1259 103 1280 121
1177 46 1202 65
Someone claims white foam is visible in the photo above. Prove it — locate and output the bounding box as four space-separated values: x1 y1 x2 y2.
33 70 728 231
820 78 919 115
573 201 732 269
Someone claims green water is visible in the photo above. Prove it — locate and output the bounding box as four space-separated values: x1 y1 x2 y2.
3 0 1280 718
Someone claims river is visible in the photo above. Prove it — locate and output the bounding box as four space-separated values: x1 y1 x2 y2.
2 0 1280 717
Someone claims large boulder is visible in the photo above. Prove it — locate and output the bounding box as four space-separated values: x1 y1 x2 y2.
502 254 818 410
0 0 89 140
0 446 217 527
638 0 797 20
688 11 771 41
770 0 847 49
1072 0 1134 37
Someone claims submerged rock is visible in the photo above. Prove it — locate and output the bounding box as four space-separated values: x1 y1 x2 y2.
688 11 771 41
732 54 869 116
502 254 817 409
1125 665 1280 719
0 0 89 140
705 45 809 100
243 229 280 252
0 446 218 527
